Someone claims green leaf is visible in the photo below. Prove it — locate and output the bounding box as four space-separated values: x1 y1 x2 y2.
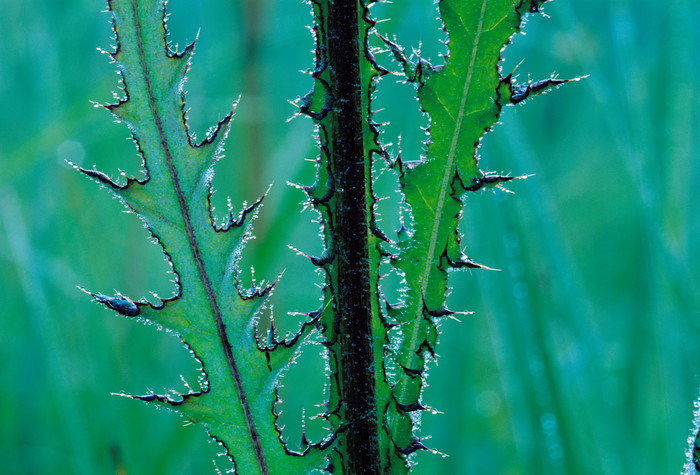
80 0 582 472
80 1 330 472
381 0 582 459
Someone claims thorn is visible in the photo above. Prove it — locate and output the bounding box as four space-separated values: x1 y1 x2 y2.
271 269 285 288
396 400 426 412
286 99 303 122
509 58 526 77
448 255 499 271
180 375 194 393
81 287 140 317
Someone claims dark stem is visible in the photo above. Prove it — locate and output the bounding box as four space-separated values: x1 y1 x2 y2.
328 0 380 473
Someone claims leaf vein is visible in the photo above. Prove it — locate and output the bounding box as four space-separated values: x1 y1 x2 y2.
129 1 268 472
417 0 487 313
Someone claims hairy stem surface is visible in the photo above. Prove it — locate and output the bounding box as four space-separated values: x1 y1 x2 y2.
328 0 380 472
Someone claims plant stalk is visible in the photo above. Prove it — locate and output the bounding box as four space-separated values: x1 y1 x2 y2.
328 0 380 472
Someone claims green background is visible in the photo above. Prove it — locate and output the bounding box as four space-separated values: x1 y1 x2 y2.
1 0 698 473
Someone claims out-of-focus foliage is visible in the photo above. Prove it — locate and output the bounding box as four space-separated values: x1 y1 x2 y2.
0 0 698 473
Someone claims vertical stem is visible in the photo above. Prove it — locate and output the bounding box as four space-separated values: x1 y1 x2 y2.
327 0 380 472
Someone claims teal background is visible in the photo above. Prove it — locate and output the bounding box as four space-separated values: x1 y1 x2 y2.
1 0 699 473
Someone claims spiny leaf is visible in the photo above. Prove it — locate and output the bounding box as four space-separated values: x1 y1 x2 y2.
381 0 584 460
80 0 582 472
81 0 330 472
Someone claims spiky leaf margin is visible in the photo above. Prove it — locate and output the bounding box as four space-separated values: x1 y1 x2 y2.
80 1 332 472
378 0 584 464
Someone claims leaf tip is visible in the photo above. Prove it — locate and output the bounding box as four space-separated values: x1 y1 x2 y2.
81 286 140 317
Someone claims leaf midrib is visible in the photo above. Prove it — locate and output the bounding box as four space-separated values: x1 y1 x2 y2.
417 0 486 329
398 0 488 407
128 1 268 472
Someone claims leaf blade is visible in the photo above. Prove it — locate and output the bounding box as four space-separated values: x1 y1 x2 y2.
84 1 330 472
